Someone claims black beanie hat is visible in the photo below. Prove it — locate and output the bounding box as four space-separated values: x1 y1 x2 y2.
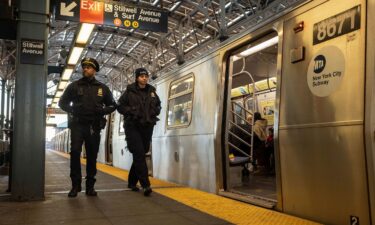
135 68 149 80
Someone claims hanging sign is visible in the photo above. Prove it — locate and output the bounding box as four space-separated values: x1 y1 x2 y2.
52 0 168 33
20 39 45 65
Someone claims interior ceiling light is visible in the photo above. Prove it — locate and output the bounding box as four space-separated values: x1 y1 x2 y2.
67 47 84 65
61 68 74 80
233 36 279 61
55 91 63 98
58 81 68 90
53 98 60 103
76 23 95 44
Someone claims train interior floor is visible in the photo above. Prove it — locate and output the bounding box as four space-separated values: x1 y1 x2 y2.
231 175 276 200
0 150 322 225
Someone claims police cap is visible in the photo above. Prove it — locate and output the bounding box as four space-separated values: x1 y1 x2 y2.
81 57 100 72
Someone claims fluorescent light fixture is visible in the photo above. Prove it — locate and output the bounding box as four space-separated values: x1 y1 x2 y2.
53 98 60 103
58 81 68 90
61 68 74 80
76 23 95 44
51 103 57 108
67 47 84 65
55 91 63 98
234 36 279 61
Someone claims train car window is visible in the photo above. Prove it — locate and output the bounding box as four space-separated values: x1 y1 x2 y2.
167 74 194 128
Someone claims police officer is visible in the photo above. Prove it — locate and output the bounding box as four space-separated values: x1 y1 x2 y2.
59 58 116 197
117 68 161 196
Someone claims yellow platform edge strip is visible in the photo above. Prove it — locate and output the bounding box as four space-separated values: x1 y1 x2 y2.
50 150 321 225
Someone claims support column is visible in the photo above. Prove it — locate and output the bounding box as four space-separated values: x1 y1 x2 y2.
6 83 11 137
218 0 228 41
10 90 14 117
0 79 6 140
12 0 48 200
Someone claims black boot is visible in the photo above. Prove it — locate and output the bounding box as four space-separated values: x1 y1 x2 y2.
68 185 82 198
86 188 97 196
128 185 140 192
143 187 152 196
85 178 97 196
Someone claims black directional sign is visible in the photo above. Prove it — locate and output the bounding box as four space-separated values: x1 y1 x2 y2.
51 0 168 33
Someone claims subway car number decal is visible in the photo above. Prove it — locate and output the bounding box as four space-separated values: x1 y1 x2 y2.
313 5 361 45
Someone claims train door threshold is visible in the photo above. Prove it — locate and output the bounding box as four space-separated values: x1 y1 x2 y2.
218 189 276 209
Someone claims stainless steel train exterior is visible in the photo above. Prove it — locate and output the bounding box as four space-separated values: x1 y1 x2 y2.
52 0 375 224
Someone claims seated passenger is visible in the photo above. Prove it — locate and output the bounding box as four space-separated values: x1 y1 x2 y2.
252 112 268 174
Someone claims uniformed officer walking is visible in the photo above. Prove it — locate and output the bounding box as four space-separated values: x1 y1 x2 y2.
59 58 117 197
117 68 161 196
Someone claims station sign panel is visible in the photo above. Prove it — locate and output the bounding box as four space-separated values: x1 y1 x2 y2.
20 39 45 65
52 0 168 33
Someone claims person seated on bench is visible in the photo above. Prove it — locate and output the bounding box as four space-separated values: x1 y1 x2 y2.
252 112 268 175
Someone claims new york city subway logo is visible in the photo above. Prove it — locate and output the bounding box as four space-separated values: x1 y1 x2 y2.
313 55 326 73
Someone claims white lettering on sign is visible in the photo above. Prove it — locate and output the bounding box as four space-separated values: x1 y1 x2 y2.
350 216 359 225
307 46 345 97
313 5 361 45
81 0 102 11
114 5 137 13
140 9 161 17
138 15 160 23
22 48 43 55
122 13 135 20
316 10 356 42
22 42 43 49
20 39 45 64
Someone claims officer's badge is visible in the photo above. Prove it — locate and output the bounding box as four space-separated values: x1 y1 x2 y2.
151 92 155 97
98 88 103 96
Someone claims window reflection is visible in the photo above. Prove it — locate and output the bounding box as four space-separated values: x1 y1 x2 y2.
167 75 194 128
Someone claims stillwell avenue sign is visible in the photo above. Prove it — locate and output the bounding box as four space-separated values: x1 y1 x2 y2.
51 0 168 33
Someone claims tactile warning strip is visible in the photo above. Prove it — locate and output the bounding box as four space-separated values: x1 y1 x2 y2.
154 188 322 225
51 150 321 225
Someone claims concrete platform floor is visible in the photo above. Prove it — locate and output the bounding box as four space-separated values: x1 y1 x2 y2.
0 151 232 225
0 150 321 225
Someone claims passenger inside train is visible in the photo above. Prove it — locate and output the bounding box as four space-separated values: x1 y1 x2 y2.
227 33 278 201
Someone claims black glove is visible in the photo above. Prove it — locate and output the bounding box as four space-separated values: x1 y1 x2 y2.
95 106 105 116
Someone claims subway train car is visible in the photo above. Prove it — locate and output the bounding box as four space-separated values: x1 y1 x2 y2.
52 0 375 224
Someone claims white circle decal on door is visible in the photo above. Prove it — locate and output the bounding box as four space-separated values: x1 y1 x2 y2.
307 46 345 97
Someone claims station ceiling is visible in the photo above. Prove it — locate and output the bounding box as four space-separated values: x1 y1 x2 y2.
0 0 307 98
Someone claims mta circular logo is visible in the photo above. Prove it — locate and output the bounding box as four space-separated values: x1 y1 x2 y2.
313 55 326 73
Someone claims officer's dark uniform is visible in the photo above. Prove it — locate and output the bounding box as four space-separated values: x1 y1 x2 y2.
58 58 116 197
117 68 161 196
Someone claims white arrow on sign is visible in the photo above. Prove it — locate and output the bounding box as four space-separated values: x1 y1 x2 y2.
60 2 77 17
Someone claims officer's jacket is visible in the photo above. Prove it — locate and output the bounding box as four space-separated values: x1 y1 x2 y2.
117 83 161 125
59 77 117 122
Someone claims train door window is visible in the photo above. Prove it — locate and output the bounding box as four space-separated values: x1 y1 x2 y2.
167 74 195 128
224 31 279 205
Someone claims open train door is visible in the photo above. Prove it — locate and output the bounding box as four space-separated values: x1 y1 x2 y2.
220 31 279 208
